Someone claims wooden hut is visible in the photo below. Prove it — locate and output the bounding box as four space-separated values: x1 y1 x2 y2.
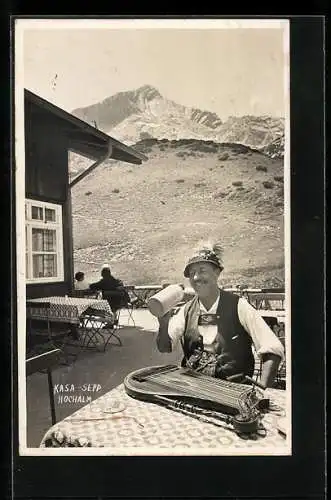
24 89 147 298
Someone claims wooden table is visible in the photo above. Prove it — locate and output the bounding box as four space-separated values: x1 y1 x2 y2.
40 381 289 454
26 296 116 353
27 296 113 324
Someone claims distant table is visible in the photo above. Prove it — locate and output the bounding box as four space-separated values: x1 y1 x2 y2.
258 309 286 324
27 296 113 325
126 285 163 308
40 383 288 452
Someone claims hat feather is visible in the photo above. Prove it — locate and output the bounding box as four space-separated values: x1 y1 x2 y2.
192 239 224 267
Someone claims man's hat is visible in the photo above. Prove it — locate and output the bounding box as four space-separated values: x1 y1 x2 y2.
184 245 224 278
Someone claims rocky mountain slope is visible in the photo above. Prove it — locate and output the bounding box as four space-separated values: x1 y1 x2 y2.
72 85 284 155
70 139 285 288
261 133 285 159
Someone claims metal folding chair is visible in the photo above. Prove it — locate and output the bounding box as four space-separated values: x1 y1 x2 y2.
103 288 136 328
115 301 136 327
26 301 77 364
26 348 62 425
71 289 100 299
79 307 122 351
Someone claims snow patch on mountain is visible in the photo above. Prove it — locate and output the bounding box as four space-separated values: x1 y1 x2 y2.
72 85 284 157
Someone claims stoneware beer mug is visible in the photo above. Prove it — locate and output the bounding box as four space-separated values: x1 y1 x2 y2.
147 284 185 318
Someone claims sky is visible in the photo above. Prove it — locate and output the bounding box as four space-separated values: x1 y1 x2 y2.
18 19 288 120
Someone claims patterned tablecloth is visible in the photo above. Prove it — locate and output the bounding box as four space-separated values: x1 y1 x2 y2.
40 383 289 454
27 296 113 324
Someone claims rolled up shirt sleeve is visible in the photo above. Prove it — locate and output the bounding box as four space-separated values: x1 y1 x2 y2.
237 298 285 361
167 305 186 349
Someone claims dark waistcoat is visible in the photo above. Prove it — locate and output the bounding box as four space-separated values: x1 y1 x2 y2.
181 289 255 378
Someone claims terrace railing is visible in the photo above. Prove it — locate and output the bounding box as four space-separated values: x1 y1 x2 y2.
125 285 285 311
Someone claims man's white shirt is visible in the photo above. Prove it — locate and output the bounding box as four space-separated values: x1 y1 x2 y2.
74 280 90 290
168 294 284 360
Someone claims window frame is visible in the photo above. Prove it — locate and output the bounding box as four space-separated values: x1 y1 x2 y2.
25 198 64 284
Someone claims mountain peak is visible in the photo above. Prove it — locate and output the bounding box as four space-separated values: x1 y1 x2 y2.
133 84 162 100
72 85 284 156
136 84 159 93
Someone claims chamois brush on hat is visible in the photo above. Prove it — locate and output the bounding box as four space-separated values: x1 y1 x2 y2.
184 241 224 278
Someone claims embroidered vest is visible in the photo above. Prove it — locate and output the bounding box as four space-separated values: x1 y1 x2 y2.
181 289 255 378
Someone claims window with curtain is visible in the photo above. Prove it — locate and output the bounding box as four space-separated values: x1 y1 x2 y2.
25 199 64 283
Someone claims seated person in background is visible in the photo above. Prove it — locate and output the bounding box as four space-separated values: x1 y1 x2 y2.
156 241 285 389
89 266 130 315
74 271 90 290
